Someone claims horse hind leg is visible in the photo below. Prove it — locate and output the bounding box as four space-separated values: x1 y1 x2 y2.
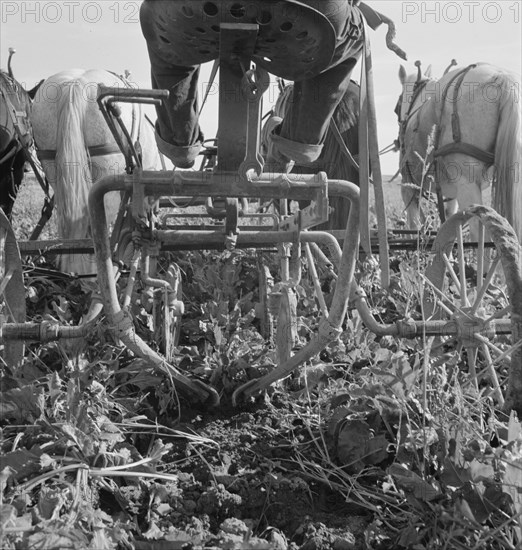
456 176 483 241
454 177 500 277
401 183 422 230
444 198 458 220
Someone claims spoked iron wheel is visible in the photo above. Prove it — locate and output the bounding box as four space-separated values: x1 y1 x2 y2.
424 206 522 409
0 210 26 367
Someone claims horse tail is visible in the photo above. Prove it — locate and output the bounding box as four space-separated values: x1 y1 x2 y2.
493 71 522 242
55 79 92 271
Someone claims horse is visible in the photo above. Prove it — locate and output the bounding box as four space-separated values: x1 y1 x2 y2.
261 80 360 230
396 62 522 241
0 69 35 220
30 69 163 274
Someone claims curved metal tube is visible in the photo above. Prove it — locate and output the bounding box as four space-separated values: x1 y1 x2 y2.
301 231 342 267
0 321 92 343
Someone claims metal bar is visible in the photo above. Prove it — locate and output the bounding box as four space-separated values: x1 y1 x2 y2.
18 239 95 255
16 233 492 257
122 251 140 310
441 252 462 293
217 24 258 172
136 169 328 199
304 243 328 317
469 256 501 315
353 289 512 337
364 26 390 289
0 267 15 296
0 321 92 342
97 86 169 103
476 223 485 293
301 231 343 268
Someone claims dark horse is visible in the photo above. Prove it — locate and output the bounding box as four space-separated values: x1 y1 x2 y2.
0 55 39 219
262 80 360 230
0 48 41 219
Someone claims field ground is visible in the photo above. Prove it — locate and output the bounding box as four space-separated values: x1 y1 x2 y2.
1 170 519 550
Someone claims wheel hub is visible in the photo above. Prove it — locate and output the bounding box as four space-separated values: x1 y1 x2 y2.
452 307 495 347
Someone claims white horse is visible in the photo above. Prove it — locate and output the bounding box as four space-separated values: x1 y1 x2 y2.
31 68 162 274
396 62 521 241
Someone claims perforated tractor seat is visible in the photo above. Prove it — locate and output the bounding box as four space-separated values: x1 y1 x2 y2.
140 0 337 81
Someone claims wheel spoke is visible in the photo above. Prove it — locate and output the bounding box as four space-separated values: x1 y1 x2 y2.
473 332 504 355
476 223 485 292
435 299 454 316
456 225 469 307
469 256 501 315
475 332 522 363
422 276 458 313
423 276 474 320
430 337 457 354
442 252 461 293
304 243 328 317
490 338 522 366
484 305 511 323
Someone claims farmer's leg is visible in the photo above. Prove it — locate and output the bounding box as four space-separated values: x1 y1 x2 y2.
140 1 203 168
266 0 363 169
268 57 358 168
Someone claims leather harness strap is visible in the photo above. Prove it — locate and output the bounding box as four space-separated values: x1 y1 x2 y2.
37 142 122 161
432 64 476 221
397 79 428 191
398 78 428 158
0 139 18 166
434 141 495 165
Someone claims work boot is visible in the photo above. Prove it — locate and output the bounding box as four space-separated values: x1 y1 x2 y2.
155 126 202 169
265 122 323 174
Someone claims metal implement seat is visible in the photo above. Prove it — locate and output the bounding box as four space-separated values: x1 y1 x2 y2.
140 0 336 81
